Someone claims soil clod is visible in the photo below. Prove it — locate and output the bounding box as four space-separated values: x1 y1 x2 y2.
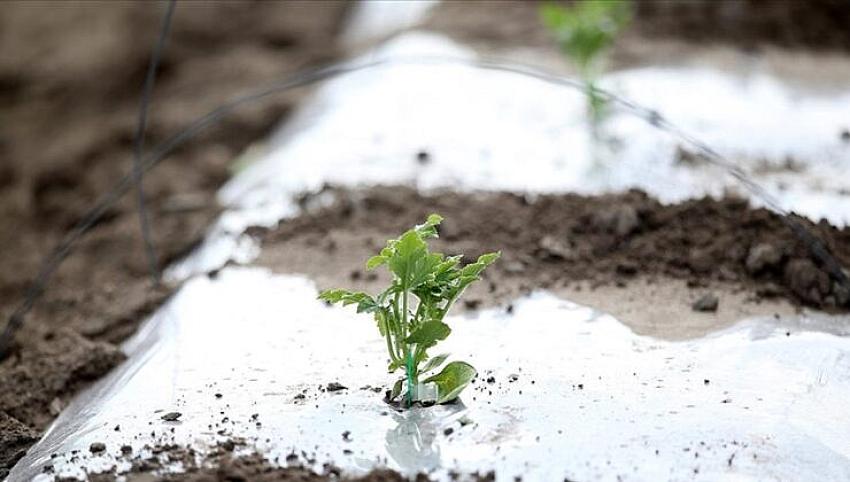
161 412 182 422
785 259 831 305
746 243 783 274
539 235 575 260
0 413 37 473
416 150 431 165
327 382 348 392
692 294 720 312
591 204 641 237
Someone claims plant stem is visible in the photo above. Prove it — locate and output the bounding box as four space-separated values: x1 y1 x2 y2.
402 289 409 336
405 351 417 407
412 300 424 326
442 290 462 317
402 289 417 406
385 329 399 365
391 292 404 360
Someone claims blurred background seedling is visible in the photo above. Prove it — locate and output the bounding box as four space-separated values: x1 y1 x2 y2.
540 0 631 126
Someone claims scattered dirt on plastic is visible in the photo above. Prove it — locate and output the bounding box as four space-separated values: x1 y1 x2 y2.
161 412 182 422
257 185 850 314
0 1 346 474
73 440 497 481
326 382 348 392
58 438 421 482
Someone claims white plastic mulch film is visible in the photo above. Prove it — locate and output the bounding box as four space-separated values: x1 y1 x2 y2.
11 269 850 481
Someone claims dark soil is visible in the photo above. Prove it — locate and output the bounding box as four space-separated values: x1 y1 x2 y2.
425 0 850 53
149 455 413 482
632 0 850 52
0 1 346 475
35 430 428 481
0 412 36 479
257 186 850 312
74 440 418 482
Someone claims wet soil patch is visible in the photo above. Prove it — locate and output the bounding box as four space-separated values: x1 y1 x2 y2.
257 185 850 312
0 1 346 474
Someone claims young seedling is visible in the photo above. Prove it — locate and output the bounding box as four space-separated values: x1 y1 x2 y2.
319 214 499 407
540 1 631 125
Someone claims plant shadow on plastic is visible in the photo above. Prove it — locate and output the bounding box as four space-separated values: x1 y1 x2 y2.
319 214 499 408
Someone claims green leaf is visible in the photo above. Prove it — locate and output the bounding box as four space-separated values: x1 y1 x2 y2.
423 361 477 404
433 256 461 283
318 289 379 314
426 213 443 225
390 378 404 400
366 255 387 270
476 252 501 266
419 353 449 374
375 311 388 337
388 231 442 290
455 251 501 294
317 288 345 303
405 320 451 346
388 358 403 373
388 230 426 284
460 251 501 277
366 246 396 270
415 213 443 239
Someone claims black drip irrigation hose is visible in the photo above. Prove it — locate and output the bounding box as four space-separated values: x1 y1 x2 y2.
133 0 177 287
0 55 847 360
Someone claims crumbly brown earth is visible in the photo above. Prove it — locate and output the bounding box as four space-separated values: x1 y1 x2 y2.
255 185 850 327
0 1 347 476
58 439 489 482
51 437 418 482
0 412 36 475
84 444 420 482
